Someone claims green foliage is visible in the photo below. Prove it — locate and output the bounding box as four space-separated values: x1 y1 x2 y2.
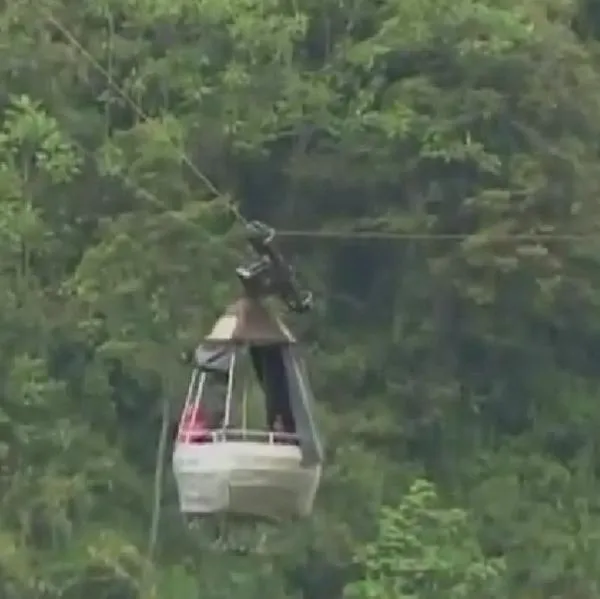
1 0 600 597
346 480 506 599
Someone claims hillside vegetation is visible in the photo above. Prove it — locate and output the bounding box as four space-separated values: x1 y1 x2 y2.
3 0 600 597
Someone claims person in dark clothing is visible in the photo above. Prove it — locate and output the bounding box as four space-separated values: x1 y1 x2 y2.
250 345 296 435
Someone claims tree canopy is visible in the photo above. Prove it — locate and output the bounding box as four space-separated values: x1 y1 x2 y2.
2 0 600 597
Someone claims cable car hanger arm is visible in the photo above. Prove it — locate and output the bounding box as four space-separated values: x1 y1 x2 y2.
235 221 313 313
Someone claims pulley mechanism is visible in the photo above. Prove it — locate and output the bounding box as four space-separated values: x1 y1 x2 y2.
236 221 313 313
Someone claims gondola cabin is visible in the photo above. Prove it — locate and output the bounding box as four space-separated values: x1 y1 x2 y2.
172 298 323 523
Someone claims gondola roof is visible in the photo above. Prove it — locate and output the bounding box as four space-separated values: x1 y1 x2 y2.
204 297 296 345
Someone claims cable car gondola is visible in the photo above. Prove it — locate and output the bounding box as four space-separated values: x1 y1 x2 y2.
172 222 323 549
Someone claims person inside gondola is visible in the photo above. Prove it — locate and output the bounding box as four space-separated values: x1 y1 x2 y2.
178 401 211 443
175 367 229 444
175 347 230 441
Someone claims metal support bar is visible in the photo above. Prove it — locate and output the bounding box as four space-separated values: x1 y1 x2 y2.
222 351 236 428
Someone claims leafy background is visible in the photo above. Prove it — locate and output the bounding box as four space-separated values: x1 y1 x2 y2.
2 0 600 597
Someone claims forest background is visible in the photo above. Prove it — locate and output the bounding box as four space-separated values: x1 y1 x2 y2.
2 0 600 597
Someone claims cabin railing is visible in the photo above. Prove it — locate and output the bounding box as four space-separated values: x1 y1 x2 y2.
180 427 299 445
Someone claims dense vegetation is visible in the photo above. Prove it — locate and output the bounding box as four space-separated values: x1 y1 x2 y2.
3 0 600 596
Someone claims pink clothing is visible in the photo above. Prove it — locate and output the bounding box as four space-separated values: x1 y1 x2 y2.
178 404 210 442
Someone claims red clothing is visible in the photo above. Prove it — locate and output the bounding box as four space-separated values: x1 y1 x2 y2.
178 404 210 442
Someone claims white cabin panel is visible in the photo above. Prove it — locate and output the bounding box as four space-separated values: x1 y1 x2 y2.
172 441 321 520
